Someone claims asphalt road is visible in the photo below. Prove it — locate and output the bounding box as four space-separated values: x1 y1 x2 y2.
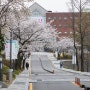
29 54 90 90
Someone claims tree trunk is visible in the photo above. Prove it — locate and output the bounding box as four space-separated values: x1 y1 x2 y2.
76 47 79 71
80 37 84 71
15 51 23 70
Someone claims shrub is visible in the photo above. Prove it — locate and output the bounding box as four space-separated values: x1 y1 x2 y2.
3 65 9 74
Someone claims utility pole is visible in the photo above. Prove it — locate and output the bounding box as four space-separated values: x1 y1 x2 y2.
7 28 13 82
10 29 12 69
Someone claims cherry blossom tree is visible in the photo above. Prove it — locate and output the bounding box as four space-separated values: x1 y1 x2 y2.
41 23 58 52
0 0 34 69
1 0 58 69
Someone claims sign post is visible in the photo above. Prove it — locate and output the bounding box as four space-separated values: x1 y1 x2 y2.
5 40 19 82
5 40 19 60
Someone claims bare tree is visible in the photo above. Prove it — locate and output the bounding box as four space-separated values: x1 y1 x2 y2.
69 0 90 71
68 0 80 70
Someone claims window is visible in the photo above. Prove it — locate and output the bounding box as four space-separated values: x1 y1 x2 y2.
54 25 56 27
64 32 67 34
75 32 78 34
32 11 40 16
59 17 62 20
48 17 51 20
64 24 68 27
64 17 67 20
59 24 62 27
58 32 62 34
70 32 73 34
70 17 72 19
54 17 56 20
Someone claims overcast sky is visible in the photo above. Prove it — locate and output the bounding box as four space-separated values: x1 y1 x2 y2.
28 0 70 12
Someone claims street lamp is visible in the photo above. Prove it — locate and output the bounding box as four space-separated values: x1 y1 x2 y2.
7 28 13 82
10 29 13 69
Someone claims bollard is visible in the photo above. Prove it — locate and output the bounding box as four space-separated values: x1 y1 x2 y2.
75 77 80 86
77 78 80 86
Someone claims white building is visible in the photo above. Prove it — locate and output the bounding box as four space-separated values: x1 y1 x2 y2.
29 2 47 25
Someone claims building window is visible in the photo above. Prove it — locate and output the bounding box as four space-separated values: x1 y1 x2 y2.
54 25 56 28
54 17 56 20
70 32 73 34
58 32 62 34
70 17 73 19
64 17 67 20
59 17 62 20
64 32 67 34
59 24 62 27
32 11 40 16
48 17 51 20
75 32 78 34
64 24 68 27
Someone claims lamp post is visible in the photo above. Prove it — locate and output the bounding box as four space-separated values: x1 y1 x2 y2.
7 29 13 82
10 29 13 69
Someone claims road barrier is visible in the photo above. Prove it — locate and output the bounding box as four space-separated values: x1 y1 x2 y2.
39 58 54 74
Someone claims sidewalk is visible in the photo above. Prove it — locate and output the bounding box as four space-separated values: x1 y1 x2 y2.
1 56 31 90
48 54 90 76
48 54 90 88
2 69 30 90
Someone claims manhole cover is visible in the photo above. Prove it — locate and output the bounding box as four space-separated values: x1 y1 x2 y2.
14 82 25 85
35 74 38 75
37 79 42 82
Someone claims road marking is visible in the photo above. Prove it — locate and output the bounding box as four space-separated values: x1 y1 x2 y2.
30 56 32 75
30 83 33 90
29 56 33 90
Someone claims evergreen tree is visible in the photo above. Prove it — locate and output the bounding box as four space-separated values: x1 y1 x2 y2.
0 34 4 55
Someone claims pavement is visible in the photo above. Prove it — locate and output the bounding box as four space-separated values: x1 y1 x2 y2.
48 54 90 76
1 57 31 90
1 70 30 90
1 53 90 90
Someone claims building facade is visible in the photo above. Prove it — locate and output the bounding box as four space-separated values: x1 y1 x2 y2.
29 2 75 38
46 12 74 38
29 2 76 51
29 2 47 25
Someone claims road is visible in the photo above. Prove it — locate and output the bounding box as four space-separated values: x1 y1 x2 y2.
29 53 90 90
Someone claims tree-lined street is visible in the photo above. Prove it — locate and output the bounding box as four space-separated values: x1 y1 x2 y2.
0 0 90 89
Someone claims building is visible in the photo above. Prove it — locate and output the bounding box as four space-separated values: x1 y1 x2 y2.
46 12 74 38
29 2 77 51
29 2 75 38
29 2 47 25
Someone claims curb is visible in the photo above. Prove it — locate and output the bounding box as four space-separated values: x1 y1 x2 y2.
39 58 54 74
